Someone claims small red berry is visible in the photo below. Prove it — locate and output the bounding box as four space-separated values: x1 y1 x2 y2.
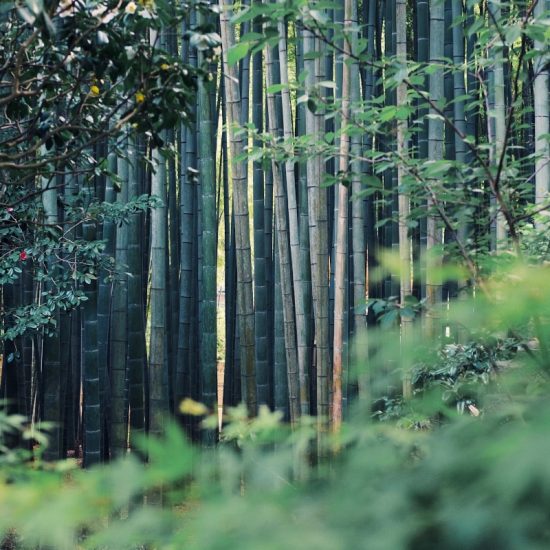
19 250 27 261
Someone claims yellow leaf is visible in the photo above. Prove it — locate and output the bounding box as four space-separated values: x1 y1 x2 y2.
135 91 145 104
179 398 208 416
90 85 100 96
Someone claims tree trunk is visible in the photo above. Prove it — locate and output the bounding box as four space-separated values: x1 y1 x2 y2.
110 145 129 457
82 193 100 467
396 0 412 397
277 21 309 416
127 136 146 447
220 0 257 414
266 43 301 424
332 0 352 430
534 0 550 218
149 141 169 437
425 0 444 338
198 46 218 443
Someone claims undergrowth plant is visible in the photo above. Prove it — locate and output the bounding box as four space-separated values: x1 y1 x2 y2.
0 259 549 548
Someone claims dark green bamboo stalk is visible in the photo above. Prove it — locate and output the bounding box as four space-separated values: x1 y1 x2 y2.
416 0 430 302
166 35 180 414
364 0 381 305
277 19 309 417
167 128 179 413
3 285 20 415
127 135 146 447
252 17 268 410
351 0 367 401
41 169 62 460
295 34 313 415
465 1 477 166
149 139 169 437
198 42 218 442
263 151 274 409
273 231 288 419
110 146 129 457
82 196 100 467
384 0 399 301
221 74 240 408
266 42 301 423
444 0 454 163
264 29 286 409
176 23 198 414
97 148 115 456
304 28 330 428
239 2 250 127
451 0 468 252
425 0 445 337
20 264 34 420
396 0 413 397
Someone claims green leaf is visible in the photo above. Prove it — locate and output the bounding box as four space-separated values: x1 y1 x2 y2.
380 106 397 122
363 174 383 187
266 83 286 94
230 4 261 25
505 24 522 45
317 80 336 89
423 160 453 178
239 32 264 42
308 9 329 24
227 42 249 66
307 98 318 114
380 308 399 328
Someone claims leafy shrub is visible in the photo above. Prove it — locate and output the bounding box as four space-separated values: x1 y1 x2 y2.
1 262 550 549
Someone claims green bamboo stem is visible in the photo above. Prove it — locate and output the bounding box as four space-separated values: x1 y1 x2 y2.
220 0 257 414
533 0 550 218
332 0 352 429
266 42 301 424
149 139 169 437
304 27 330 438
82 195 101 467
110 145 129 457
127 135 146 447
277 20 309 417
425 0 445 338
198 40 218 443
252 18 268 409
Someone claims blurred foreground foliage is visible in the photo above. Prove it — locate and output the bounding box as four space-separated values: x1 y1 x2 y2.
3 260 550 549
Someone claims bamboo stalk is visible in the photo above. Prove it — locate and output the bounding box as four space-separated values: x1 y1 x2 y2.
332 0 353 430
219 0 257 414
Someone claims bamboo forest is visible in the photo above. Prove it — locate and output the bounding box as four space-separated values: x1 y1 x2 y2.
0 0 549 547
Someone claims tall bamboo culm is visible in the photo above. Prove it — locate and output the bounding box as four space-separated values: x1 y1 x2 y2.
220 0 257 414
425 0 444 338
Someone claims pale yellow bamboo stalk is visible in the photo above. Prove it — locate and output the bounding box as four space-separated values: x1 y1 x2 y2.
277 20 309 416
396 0 412 398
332 0 352 431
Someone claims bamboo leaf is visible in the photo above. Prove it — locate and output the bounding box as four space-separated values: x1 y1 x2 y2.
266 83 286 94
227 42 249 66
317 80 336 89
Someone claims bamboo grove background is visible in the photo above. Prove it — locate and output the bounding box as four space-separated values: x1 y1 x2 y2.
1 0 548 464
